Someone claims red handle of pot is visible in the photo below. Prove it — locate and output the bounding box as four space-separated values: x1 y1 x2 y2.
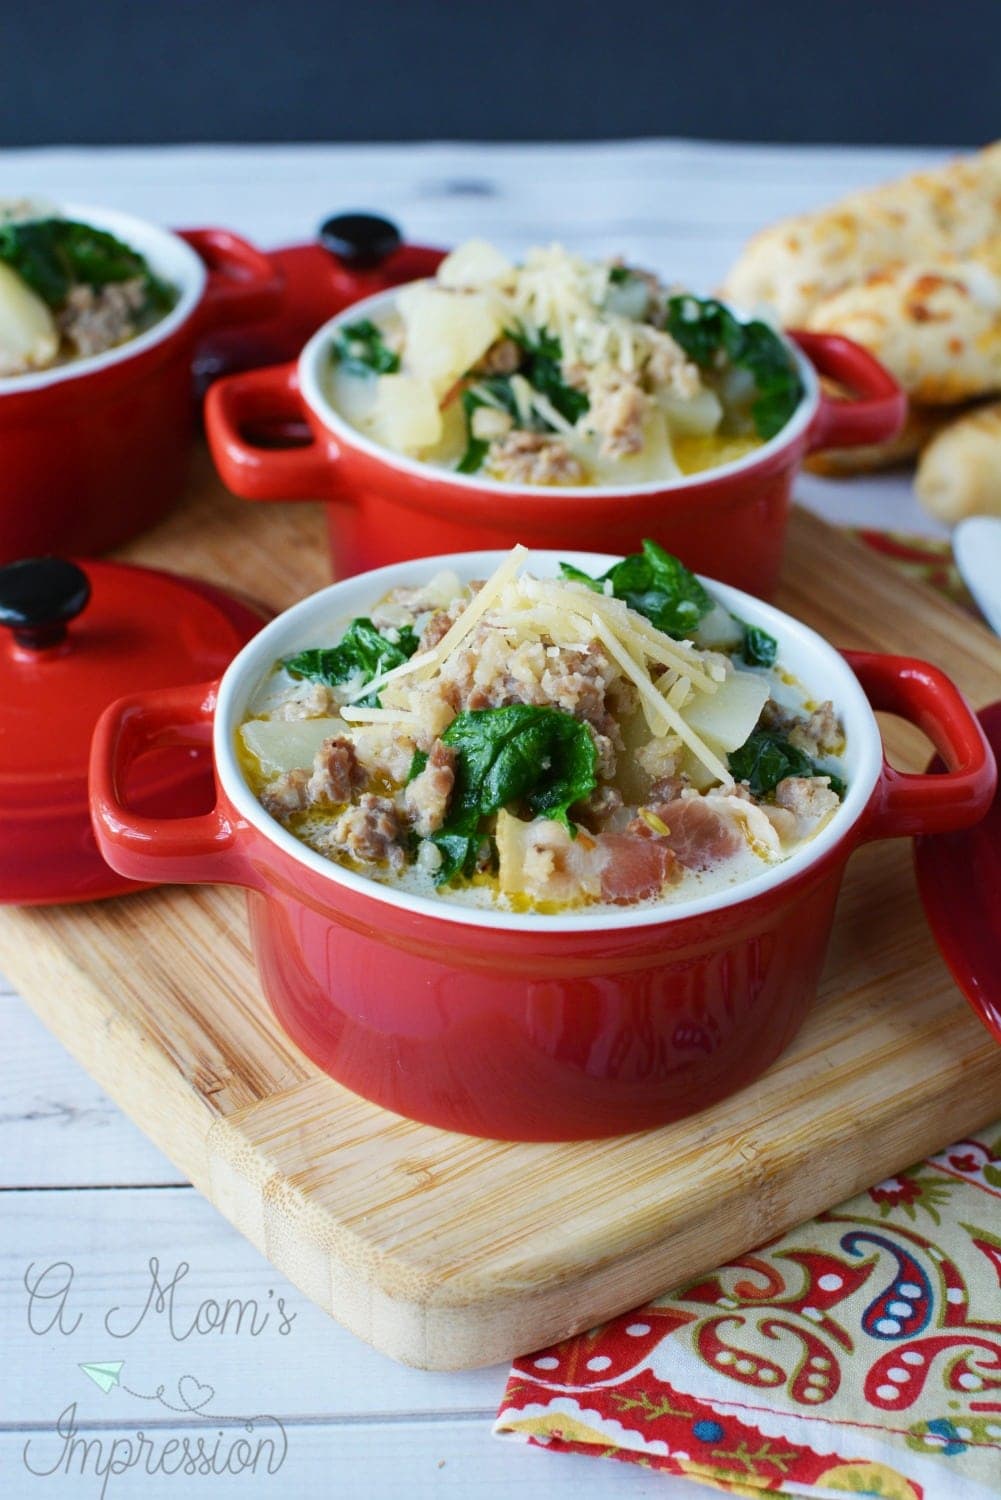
792 331 907 452
178 227 283 331
847 651 997 839
90 679 250 886
205 361 334 501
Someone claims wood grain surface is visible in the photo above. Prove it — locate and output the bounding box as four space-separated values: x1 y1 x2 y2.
1 450 999 1372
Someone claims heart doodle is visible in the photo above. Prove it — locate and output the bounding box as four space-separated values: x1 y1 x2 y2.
177 1375 215 1412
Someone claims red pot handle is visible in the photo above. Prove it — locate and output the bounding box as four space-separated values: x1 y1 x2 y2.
846 651 997 840
791 331 908 452
90 680 253 888
178 227 283 331
205 361 335 502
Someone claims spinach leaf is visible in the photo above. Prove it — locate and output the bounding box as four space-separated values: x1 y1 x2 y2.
284 619 418 706
560 538 713 640
421 705 598 883
664 294 802 440
331 318 400 376
0 218 174 312
508 326 589 426
738 619 778 668
457 378 520 474
728 730 845 798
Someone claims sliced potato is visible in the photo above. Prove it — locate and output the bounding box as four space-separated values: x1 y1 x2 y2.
587 410 680 485
684 669 769 752
369 373 443 453
0 262 58 376
437 239 513 290
396 283 501 393
692 601 743 652
240 716 345 777
658 386 722 437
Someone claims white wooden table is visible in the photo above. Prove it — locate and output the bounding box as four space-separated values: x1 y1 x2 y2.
0 140 950 1498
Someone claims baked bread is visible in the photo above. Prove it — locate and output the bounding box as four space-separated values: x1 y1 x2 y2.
805 249 1001 404
721 142 1001 326
915 400 1001 520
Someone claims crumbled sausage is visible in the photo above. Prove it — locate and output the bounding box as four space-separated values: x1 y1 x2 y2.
573 784 623 831
327 794 406 871
450 635 618 737
404 739 456 836
418 599 465 653
788 701 844 757
774 776 841 830
58 277 146 357
306 737 364 805
261 768 310 819
485 430 585 486
587 370 649 457
644 329 702 397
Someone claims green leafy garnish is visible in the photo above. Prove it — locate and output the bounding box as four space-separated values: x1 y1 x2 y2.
728 730 845 798
561 538 713 640
418 705 598 883
284 619 419 706
738 619 778 668
331 318 400 376
508 326 589 426
457 378 520 474
0 218 175 313
664 295 802 440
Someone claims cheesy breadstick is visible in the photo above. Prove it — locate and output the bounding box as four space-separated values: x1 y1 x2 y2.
915 400 1001 522
721 142 1001 326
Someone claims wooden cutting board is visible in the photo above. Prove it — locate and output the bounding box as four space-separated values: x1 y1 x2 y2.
3 451 1000 1371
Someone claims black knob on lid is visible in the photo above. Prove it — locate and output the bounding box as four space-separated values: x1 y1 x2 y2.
318 212 402 270
0 557 91 649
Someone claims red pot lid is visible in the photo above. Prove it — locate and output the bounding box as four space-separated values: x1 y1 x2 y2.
194 212 447 385
0 556 266 905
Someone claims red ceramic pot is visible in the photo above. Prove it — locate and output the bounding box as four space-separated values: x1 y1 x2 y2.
90 552 995 1142
0 206 281 562
205 288 906 597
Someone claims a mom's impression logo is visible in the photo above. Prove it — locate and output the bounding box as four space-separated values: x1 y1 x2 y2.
20 1258 297 1495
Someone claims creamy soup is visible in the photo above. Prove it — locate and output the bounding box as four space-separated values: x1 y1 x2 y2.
238 544 847 914
323 240 803 486
0 201 177 377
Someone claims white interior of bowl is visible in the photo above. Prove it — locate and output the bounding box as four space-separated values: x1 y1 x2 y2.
296 284 820 499
0 203 206 395
214 550 884 933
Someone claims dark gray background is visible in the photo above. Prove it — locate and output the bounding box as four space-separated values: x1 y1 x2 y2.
3 0 998 148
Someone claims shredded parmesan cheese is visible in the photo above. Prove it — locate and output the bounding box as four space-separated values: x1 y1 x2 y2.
590 612 733 785
340 705 422 725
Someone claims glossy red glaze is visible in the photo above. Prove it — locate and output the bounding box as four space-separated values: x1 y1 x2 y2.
90 620 995 1139
915 701 1001 1045
0 217 281 563
3 564 265 905
205 314 906 597
196 240 446 377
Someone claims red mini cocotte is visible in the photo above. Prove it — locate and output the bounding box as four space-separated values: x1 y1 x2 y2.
0 206 281 562
205 285 907 597
89 551 995 1142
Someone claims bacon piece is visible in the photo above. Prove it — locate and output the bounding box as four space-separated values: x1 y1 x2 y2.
628 796 744 871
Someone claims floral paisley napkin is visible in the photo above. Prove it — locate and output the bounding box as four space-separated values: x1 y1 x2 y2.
496 1130 1001 1497
496 534 1000 1498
